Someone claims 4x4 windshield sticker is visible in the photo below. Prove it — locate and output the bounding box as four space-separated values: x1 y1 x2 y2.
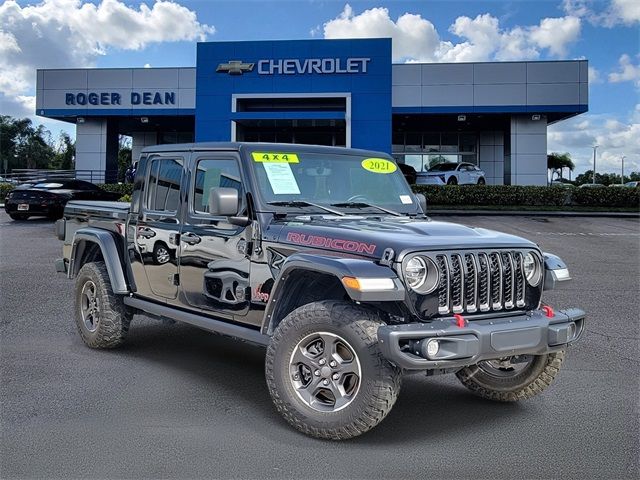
263 162 301 194
252 152 299 163
361 158 397 174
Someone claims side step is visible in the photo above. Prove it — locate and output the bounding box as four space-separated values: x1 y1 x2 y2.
124 297 270 346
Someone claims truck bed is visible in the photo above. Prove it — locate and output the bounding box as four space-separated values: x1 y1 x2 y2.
64 200 130 221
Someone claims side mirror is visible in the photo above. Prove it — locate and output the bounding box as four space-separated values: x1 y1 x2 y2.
415 193 427 213
208 187 239 216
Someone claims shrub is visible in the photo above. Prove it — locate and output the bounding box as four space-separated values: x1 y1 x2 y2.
571 186 640 208
0 183 14 201
411 185 639 209
97 183 133 196
412 185 571 207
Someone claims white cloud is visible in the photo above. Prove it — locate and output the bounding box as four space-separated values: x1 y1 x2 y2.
562 0 640 27
321 5 581 63
323 4 442 62
608 54 640 87
548 110 640 175
528 16 581 57
588 66 602 84
0 0 213 117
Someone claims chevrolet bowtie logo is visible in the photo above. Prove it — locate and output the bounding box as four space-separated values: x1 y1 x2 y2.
216 60 254 75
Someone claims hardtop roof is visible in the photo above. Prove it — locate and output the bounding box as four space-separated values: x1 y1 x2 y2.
141 142 391 159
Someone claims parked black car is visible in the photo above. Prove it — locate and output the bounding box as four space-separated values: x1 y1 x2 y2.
4 180 120 220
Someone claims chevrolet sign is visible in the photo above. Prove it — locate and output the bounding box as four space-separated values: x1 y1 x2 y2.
216 60 255 75
258 57 370 75
216 57 371 76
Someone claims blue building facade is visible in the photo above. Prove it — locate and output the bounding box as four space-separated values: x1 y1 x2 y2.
195 39 392 152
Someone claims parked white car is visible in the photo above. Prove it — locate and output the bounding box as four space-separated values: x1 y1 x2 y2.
416 162 486 185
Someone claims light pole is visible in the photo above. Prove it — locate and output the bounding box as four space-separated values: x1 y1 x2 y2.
592 145 599 184
621 155 625 185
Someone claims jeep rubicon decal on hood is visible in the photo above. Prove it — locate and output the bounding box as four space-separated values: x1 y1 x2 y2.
286 231 377 255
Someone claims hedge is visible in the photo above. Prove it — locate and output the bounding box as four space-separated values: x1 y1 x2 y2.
97 183 133 196
411 185 640 209
1 181 638 210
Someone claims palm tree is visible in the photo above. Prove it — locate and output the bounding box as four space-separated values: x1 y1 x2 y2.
547 152 575 182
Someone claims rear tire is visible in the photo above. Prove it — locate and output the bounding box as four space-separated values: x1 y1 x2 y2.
74 261 132 349
265 300 401 440
447 176 458 185
455 351 565 402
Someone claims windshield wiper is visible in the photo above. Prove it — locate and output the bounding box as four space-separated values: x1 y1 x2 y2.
330 202 402 217
267 201 345 216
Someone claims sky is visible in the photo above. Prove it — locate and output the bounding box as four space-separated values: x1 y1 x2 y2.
1 0 638 176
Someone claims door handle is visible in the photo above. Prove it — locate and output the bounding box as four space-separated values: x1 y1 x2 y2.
182 232 201 245
138 227 156 239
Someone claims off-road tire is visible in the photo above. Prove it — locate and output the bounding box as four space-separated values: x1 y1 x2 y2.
9 213 28 221
265 300 401 440
447 176 458 185
74 261 132 349
455 350 566 402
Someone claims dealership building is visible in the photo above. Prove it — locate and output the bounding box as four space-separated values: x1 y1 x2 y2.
35 38 588 185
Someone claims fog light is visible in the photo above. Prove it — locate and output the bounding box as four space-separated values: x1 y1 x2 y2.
426 339 439 358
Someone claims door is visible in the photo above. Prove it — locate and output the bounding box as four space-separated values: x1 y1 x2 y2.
178 154 251 318
134 155 184 299
458 164 473 184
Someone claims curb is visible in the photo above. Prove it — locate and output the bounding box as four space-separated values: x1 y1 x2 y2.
427 209 640 218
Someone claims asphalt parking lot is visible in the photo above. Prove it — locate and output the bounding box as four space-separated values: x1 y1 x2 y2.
1 211 638 479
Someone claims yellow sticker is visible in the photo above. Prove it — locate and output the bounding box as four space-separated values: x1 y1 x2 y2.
252 152 299 163
361 158 397 174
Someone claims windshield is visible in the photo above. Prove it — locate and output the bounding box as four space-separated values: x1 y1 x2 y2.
251 151 418 214
428 163 458 172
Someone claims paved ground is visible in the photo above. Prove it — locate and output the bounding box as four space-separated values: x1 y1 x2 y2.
1 211 638 479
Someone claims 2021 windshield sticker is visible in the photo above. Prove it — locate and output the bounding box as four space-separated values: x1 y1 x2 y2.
252 152 299 163
361 158 397 174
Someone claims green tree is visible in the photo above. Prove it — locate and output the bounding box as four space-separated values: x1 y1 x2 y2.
0 116 56 172
117 135 132 182
547 152 575 181
50 132 75 170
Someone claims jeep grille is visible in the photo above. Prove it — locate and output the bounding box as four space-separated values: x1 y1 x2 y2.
434 251 526 315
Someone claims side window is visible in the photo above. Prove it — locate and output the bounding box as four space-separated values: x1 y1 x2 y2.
145 157 183 212
193 158 243 214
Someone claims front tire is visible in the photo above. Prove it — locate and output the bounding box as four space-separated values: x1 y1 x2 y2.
265 301 401 440
455 351 565 402
477 177 486 185
74 261 132 349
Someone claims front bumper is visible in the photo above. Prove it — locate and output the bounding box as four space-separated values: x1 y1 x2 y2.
415 175 445 185
378 308 585 370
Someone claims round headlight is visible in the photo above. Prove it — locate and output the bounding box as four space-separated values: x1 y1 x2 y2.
405 256 427 290
524 252 542 286
404 256 440 293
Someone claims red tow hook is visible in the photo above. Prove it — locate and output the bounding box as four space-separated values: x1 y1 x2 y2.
453 314 467 328
542 305 555 318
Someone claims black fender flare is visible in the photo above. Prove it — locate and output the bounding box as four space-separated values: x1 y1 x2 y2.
68 228 129 294
261 253 405 334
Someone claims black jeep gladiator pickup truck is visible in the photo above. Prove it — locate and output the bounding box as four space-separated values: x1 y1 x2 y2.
56 142 585 439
